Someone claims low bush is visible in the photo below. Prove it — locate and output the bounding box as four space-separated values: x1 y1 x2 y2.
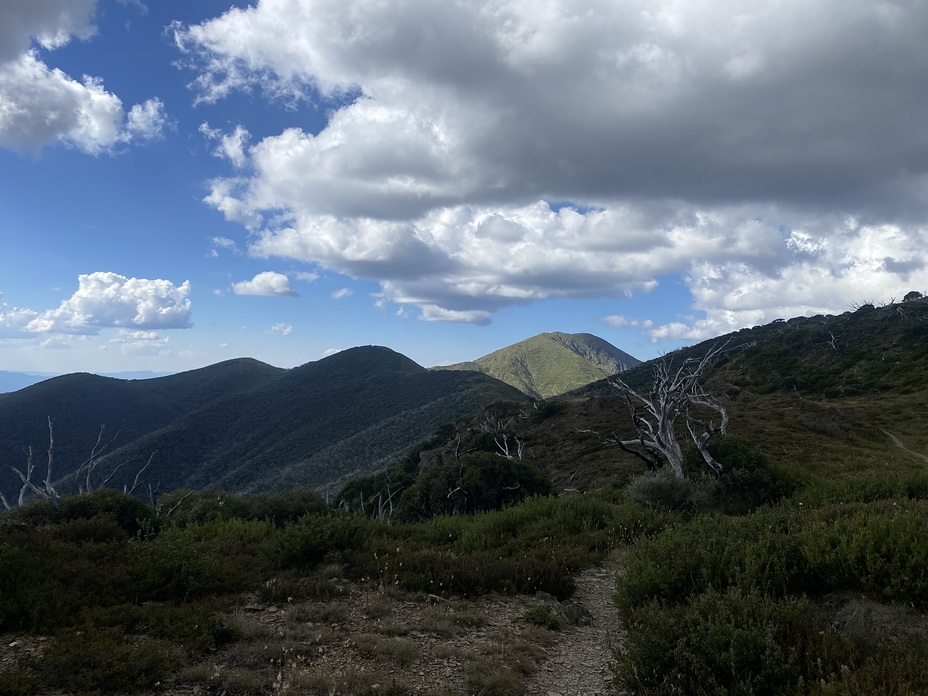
278 513 370 567
7 489 154 536
523 604 562 630
616 587 847 695
395 452 553 520
618 501 928 613
132 518 277 600
38 626 177 695
625 468 708 512
684 435 792 512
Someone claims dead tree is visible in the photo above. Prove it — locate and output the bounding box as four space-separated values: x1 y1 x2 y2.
1 417 61 510
602 342 729 479
1 418 156 511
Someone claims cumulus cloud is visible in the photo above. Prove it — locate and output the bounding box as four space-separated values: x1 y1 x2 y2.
0 0 97 63
602 316 654 329
0 1 167 154
123 98 169 142
1 273 192 336
231 271 298 297
331 288 352 300
174 0 928 331
199 122 250 168
208 236 240 257
270 322 293 336
109 329 170 355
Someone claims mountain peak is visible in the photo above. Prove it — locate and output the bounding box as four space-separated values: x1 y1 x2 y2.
436 332 640 398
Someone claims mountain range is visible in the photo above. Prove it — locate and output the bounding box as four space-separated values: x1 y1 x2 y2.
6 333 630 503
9 296 925 509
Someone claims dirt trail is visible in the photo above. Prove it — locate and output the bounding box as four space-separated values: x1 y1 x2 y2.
524 552 626 696
883 430 928 464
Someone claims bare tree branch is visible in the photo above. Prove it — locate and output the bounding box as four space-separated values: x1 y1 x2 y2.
607 341 730 478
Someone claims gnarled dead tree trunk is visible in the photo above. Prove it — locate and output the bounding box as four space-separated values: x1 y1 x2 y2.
597 342 729 479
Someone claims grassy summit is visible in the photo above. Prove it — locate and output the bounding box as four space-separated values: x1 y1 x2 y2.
436 331 640 398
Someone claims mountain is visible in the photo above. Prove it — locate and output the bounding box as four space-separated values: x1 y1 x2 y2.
0 371 55 393
0 348 525 502
376 297 928 497
0 370 173 394
435 331 640 398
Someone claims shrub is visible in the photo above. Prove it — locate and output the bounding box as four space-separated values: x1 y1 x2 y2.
0 671 37 696
8 489 154 536
616 587 846 695
396 452 553 520
684 435 790 512
523 604 562 630
38 626 177 695
625 468 707 512
156 489 328 527
133 518 277 600
278 513 370 568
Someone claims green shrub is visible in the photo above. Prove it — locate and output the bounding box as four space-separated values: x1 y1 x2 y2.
684 435 791 512
396 452 553 520
8 489 154 536
78 603 237 651
38 626 177 695
625 468 707 512
523 604 562 630
811 637 928 695
0 670 36 696
616 587 846 695
278 513 370 568
464 659 524 696
156 489 328 527
132 518 277 600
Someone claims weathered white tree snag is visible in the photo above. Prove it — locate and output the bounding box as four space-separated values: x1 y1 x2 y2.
4 417 61 509
75 424 122 494
604 342 729 479
2 418 157 511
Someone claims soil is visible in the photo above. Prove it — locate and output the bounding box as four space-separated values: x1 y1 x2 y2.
1 555 627 695
524 550 626 696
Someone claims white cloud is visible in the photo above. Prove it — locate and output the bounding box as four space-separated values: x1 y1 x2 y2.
291 271 318 283
270 322 293 336
123 98 168 142
231 271 298 297
419 306 492 326
0 293 39 338
199 122 250 168
1 273 192 336
109 329 170 355
323 347 343 357
647 222 928 341
0 2 167 154
0 0 97 63
175 0 928 331
116 0 148 16
208 236 240 257
602 315 653 329
331 288 352 300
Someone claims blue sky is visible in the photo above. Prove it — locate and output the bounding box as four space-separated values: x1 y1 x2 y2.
2 1 927 374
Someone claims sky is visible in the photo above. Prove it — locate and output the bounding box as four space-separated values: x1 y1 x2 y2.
1 0 927 375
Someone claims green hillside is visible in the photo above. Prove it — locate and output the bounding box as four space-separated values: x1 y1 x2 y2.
0 358 284 504
0 347 526 502
436 331 640 398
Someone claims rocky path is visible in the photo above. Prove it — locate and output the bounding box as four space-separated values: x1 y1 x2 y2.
883 430 928 464
524 551 626 696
